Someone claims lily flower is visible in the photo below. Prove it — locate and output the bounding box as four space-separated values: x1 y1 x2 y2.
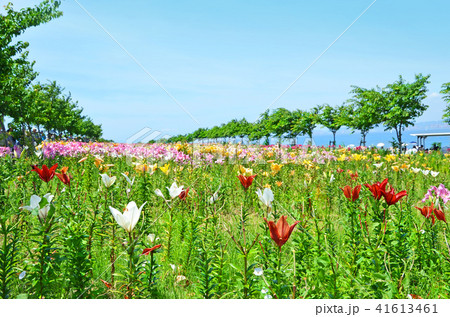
264 215 300 251
55 166 71 186
364 178 388 200
146 233 159 244
237 174 256 190
13 145 23 159
167 182 184 199
270 163 283 174
431 171 439 178
159 163 170 175
101 174 116 188
239 165 254 176
209 185 221 204
31 164 58 182
121 172 135 187
416 203 446 225
154 189 167 201
109 201 146 233
381 187 407 206
433 207 447 223
141 244 162 256
340 185 361 202
20 194 54 220
256 188 274 208
100 279 112 289
178 188 189 201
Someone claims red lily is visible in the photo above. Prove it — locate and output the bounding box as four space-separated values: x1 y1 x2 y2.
237 175 256 190
340 184 361 202
100 279 112 289
141 244 162 256
179 188 189 201
31 164 58 182
433 207 446 223
55 166 71 186
364 178 389 200
264 216 299 251
415 204 436 225
347 170 358 180
382 187 407 206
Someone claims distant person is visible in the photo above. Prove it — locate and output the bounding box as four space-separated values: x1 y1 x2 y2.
405 146 417 155
6 128 16 149
0 127 7 147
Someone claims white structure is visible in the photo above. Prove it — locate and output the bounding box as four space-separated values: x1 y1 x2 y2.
410 132 450 148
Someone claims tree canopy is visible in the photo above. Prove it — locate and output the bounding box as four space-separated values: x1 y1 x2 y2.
441 82 450 125
0 1 102 143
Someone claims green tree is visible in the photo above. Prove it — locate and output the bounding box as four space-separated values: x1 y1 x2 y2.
291 107 321 145
249 110 271 144
318 104 344 146
236 118 251 143
345 87 384 146
0 1 62 130
441 82 450 124
266 108 293 144
382 74 430 152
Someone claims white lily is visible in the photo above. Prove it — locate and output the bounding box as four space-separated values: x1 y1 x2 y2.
109 201 146 233
329 174 335 183
20 195 41 211
209 185 221 204
147 233 159 244
20 194 54 220
154 188 166 200
411 167 421 173
101 174 116 188
431 171 439 177
421 169 430 176
121 173 135 186
253 267 264 276
167 182 184 199
256 188 274 208
373 163 383 168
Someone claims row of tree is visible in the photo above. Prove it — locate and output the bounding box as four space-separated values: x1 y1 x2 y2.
168 74 450 152
0 1 103 144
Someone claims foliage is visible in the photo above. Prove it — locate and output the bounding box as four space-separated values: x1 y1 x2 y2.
382 74 430 152
345 87 384 146
1 141 449 299
441 83 450 125
0 1 102 141
317 104 345 146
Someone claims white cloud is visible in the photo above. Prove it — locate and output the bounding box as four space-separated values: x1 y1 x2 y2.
428 92 440 98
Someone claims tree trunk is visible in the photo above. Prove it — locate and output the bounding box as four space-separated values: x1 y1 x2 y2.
396 126 403 153
360 131 366 147
0 116 5 131
332 131 336 147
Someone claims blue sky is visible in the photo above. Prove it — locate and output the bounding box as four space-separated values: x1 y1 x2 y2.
6 0 450 142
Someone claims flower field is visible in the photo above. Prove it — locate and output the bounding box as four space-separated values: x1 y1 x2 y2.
0 141 449 299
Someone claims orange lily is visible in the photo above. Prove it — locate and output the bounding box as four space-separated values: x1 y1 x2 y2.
55 166 71 186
